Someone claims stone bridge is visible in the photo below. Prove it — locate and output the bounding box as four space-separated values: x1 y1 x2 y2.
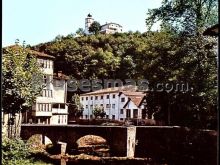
20 124 136 157
21 124 217 164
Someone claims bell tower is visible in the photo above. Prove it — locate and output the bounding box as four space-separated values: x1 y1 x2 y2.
85 13 94 35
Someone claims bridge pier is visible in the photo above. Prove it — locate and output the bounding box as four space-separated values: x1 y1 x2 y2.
127 126 136 157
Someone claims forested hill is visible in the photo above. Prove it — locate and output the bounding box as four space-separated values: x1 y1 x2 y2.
32 31 217 128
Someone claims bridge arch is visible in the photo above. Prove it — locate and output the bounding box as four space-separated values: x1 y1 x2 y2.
76 135 110 156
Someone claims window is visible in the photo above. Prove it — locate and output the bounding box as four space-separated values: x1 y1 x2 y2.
86 105 88 109
121 98 125 102
112 94 115 98
52 103 59 108
60 104 65 109
106 115 109 119
101 95 103 99
90 115 93 119
106 95 109 99
81 97 84 101
106 104 110 108
95 96 98 100
126 109 131 118
112 115 115 120
91 96 93 100
120 109 123 114
120 118 123 121
85 115 88 119
86 97 88 100
90 105 93 110
58 115 60 124
100 104 103 107
112 104 115 109
42 89 52 97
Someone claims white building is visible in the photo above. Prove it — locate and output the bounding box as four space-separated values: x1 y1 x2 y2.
80 86 146 121
21 48 69 125
84 13 123 35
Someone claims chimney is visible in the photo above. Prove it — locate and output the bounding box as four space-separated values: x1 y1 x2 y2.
58 71 62 77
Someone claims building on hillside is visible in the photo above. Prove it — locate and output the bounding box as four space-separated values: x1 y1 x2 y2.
80 86 149 121
2 45 69 125
84 13 123 35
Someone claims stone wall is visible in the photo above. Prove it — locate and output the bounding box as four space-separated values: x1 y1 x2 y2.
135 126 217 164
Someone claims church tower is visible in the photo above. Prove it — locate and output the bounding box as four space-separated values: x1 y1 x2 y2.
84 13 94 35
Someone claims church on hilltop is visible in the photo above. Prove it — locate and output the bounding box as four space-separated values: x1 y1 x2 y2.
84 13 123 35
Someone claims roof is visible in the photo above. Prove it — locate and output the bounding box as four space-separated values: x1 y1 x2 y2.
203 24 219 36
3 45 55 59
53 72 69 80
80 85 137 96
122 91 145 108
101 22 122 28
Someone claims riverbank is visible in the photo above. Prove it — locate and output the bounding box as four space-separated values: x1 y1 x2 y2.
31 151 165 165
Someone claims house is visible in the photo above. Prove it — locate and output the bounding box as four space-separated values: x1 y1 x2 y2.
80 86 147 121
84 13 123 35
2 45 69 125
26 53 69 125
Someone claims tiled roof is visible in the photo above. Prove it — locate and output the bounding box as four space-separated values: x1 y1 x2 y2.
3 45 55 59
122 92 145 108
80 85 137 96
53 72 69 80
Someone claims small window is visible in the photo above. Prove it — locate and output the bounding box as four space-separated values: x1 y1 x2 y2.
60 104 65 109
121 98 125 102
100 104 103 107
112 94 115 98
95 96 98 100
86 105 88 109
106 95 109 99
52 103 59 108
106 115 109 119
120 109 123 114
101 96 103 99
90 96 93 100
112 115 115 120
120 118 123 121
81 97 84 101
90 105 93 110
86 97 88 100
58 115 60 124
112 104 115 109
85 115 88 119
106 104 110 108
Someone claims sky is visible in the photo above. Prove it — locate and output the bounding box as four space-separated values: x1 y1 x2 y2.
3 0 162 47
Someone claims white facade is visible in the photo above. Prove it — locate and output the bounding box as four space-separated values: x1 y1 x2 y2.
30 54 68 125
84 14 123 35
80 87 145 121
100 23 123 34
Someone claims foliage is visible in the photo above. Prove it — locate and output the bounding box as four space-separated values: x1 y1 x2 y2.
2 44 43 114
146 0 218 35
2 137 52 165
2 43 44 137
93 106 106 118
69 94 84 117
89 21 101 34
76 28 85 36
32 29 217 128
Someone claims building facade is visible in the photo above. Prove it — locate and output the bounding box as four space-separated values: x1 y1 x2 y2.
80 86 146 121
84 14 123 35
22 49 69 125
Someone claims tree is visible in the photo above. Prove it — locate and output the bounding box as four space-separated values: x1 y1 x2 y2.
68 94 83 119
89 21 101 34
146 0 218 35
93 106 106 119
2 43 43 138
75 28 85 36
